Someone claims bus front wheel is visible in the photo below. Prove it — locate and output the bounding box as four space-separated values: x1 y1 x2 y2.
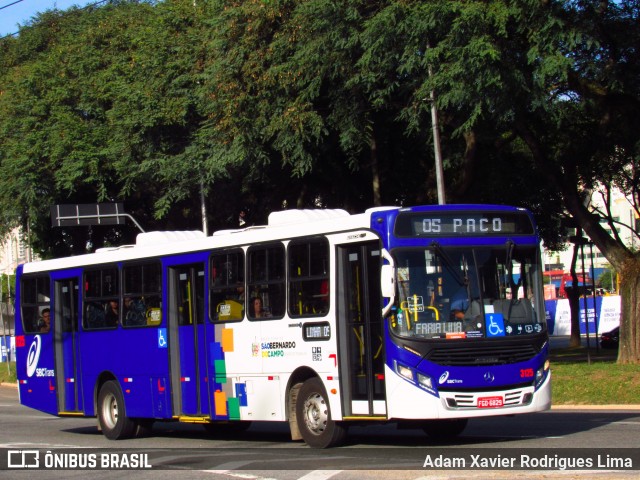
97 380 136 440
296 377 346 448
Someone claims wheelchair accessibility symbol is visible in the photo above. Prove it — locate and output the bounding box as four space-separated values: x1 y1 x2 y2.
485 314 505 338
158 328 168 348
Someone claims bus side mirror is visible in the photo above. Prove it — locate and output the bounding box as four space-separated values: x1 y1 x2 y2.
380 248 396 317
381 264 395 298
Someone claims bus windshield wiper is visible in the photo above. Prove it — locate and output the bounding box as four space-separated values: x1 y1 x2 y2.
504 240 522 297
431 241 468 287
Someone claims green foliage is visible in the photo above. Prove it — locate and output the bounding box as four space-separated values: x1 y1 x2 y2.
0 0 638 266
0 274 15 303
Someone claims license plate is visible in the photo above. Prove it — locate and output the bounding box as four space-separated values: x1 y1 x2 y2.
477 396 503 408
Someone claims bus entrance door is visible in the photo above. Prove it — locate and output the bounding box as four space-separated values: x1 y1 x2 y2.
53 276 82 413
167 262 209 417
337 241 386 418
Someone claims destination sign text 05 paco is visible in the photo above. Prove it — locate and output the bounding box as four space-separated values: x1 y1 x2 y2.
394 211 535 237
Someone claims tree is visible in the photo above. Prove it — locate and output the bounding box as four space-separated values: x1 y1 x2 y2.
2 0 639 364
199 0 438 213
0 1 218 254
375 0 639 362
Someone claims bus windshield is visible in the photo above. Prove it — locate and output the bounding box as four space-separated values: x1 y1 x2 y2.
390 244 545 340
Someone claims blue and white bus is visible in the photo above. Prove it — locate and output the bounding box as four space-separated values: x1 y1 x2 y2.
15 205 550 448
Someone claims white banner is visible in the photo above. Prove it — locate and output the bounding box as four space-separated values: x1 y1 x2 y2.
546 295 620 336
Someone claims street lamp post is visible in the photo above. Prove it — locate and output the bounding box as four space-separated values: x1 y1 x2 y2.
589 242 599 353
570 232 591 364
427 41 445 205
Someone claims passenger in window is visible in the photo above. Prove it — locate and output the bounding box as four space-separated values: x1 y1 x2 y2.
105 300 119 326
451 294 469 320
250 297 270 319
86 302 105 328
39 308 51 333
124 297 147 326
235 282 245 302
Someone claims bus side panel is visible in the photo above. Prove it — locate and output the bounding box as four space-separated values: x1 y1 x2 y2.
16 334 58 415
78 328 170 419
121 329 171 418
209 322 263 421
15 271 59 415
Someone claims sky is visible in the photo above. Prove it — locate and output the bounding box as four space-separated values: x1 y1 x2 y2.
0 0 96 38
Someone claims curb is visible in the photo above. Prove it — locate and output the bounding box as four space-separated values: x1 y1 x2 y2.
551 404 640 410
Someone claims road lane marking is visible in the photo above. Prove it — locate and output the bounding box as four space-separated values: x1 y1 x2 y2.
297 471 343 480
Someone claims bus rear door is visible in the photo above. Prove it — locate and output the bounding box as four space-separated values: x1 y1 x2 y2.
51 273 82 413
336 241 386 418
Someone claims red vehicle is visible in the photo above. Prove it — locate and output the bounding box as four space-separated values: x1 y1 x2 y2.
544 270 590 299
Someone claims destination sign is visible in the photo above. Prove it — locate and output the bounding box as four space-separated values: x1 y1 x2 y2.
303 321 331 341
395 211 535 237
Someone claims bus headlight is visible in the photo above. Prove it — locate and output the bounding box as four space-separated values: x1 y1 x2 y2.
535 360 550 388
395 361 414 383
417 372 433 390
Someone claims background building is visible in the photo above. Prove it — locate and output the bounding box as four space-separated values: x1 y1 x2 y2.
0 226 35 276
0 226 36 340
543 187 634 293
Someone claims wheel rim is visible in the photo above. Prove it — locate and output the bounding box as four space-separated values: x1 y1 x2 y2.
302 392 328 436
101 392 118 430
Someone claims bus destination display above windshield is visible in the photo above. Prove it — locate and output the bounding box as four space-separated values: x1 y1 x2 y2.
394 211 535 237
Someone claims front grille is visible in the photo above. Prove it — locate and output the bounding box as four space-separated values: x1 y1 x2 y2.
440 386 534 410
426 344 539 366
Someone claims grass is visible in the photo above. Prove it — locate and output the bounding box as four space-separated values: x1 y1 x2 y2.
0 361 16 384
550 346 640 405
1 349 638 405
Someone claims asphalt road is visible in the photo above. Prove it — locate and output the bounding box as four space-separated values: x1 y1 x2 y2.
1 384 639 479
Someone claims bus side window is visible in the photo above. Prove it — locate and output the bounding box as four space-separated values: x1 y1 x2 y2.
83 267 119 330
288 239 329 317
124 297 146 325
85 302 106 329
210 250 245 322
123 262 162 327
248 244 285 320
20 276 51 334
26 306 41 333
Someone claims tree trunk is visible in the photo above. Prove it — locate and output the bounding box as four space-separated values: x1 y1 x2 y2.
618 256 640 363
515 119 640 363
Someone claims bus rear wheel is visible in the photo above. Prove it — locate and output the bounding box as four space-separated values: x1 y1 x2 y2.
98 380 136 440
296 378 346 448
421 418 468 439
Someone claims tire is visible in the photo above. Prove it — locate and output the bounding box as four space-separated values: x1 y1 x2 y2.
134 419 155 438
421 418 468 439
295 377 346 448
97 380 137 440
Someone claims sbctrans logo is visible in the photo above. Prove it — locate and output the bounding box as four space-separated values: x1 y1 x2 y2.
26 336 42 378
7 450 40 468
